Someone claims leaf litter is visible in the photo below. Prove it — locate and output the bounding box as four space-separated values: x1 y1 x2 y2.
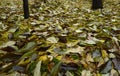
0 0 120 76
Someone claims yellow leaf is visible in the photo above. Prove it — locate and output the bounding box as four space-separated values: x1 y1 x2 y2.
96 72 101 76
80 60 88 69
28 35 37 40
101 50 108 58
86 53 94 62
97 58 104 67
18 58 30 65
39 52 46 55
39 55 48 62
56 56 62 60
99 40 105 43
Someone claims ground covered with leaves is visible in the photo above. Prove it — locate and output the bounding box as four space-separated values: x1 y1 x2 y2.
0 0 120 76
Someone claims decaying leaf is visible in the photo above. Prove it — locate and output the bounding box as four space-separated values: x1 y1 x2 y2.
0 0 120 75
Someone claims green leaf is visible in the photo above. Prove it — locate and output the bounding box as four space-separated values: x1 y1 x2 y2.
27 62 37 75
34 61 42 76
50 61 62 76
19 41 36 52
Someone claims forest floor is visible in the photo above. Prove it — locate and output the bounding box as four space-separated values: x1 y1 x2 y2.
0 0 120 76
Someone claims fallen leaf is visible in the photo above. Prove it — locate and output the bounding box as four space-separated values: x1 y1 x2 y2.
50 61 62 76
65 71 73 76
47 36 59 43
112 58 120 70
19 41 36 52
100 60 112 74
34 61 42 76
81 70 92 76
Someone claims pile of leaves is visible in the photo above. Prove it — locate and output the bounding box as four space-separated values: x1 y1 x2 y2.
0 0 120 76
